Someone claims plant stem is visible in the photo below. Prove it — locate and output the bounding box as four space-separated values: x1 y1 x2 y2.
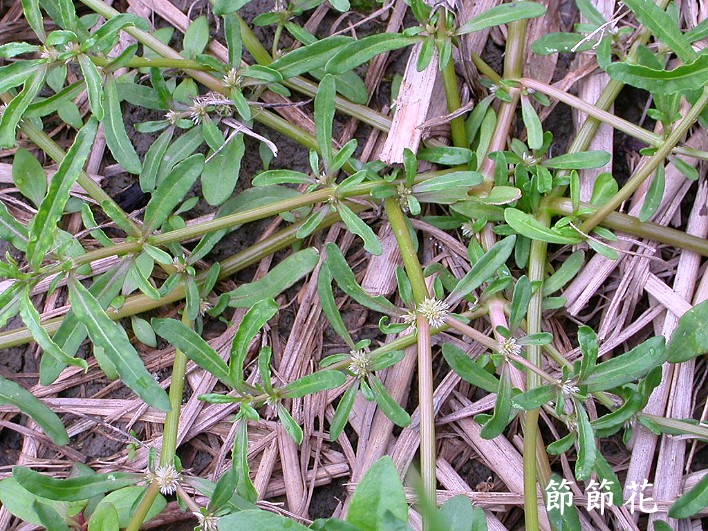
439 15 467 148
546 198 708 256
580 87 708 233
383 198 436 512
126 481 160 531
90 55 208 70
521 79 708 160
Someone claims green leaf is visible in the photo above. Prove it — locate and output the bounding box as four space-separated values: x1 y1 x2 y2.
531 32 593 55
543 151 611 169
369 375 411 427
574 403 596 481
103 76 141 174
228 248 319 308
457 2 547 35
139 126 173 193
325 34 419 75
154 125 203 186
542 250 584 296
666 300 708 362
152 318 232 385
0 375 69 445
324 243 401 315
605 55 708 94
144 154 204 232
12 147 47 208
346 457 407 530
436 495 487 531
232 418 258 502
183 16 210 59
330 382 358 441
315 73 335 171
0 59 44 95
621 0 696 63
583 336 667 392
338 202 383 256
88 502 119 531
277 404 304 444
0 477 71 528
509 275 532 330
203 133 244 206
269 35 354 79
414 171 483 193
0 198 29 251
504 208 581 245
20 288 88 371
21 0 46 41
68 277 171 411
32 500 70 531
514 384 558 411
13 467 137 501
521 96 543 150
481 364 513 439
27 117 98 270
590 173 618 207
686 18 708 43
442 343 499 393
318 263 355 349
448 235 516 303
252 169 312 186
0 66 47 149
577 325 598 379
77 54 103 120
417 146 475 166
219 509 309 529
668 471 708 518
284 371 346 398
229 298 278 386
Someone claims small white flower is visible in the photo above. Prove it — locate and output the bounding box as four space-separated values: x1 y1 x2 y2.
39 45 59 61
223 68 241 89
417 298 449 329
396 183 413 210
561 381 579 396
522 152 539 166
348 349 370 379
461 221 475 238
189 99 209 125
146 464 180 495
194 510 219 531
165 109 182 126
498 337 522 358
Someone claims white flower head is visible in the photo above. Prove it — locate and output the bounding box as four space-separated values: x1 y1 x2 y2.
348 349 370 379
189 97 210 125
223 68 241 89
146 464 180 495
561 381 579 396
396 183 413 210
165 109 182 126
417 298 449 329
461 221 475 238
498 337 522 358
194 509 219 531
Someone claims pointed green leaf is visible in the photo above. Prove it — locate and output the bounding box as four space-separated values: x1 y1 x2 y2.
324 243 400 315
583 336 667 392
144 154 204 232
325 34 419 75
21 0 45 40
480 364 513 438
219 509 309 529
442 343 499 393
369 375 410 427
270 35 353 79
544 474 582 530
27 117 98 270
574 402 596 481
203 134 244 206
668 471 708 518
448 235 516 304
504 208 581 245
607 55 708 94
229 298 278 386
512 384 556 411
252 169 311 186
542 250 584 296
330 382 358 441
13 467 137 501
19 288 88 371
284 371 346 398
68 277 171 411
277 404 303 444
0 375 68 445
77 54 103 120
0 200 29 251
578 325 598 379
315 74 335 170
543 151 611 169
521 95 543 150
509 275 532 331
317 263 355 349
457 2 547 35
140 126 174 193
103 75 141 174
347 457 407 530
667 300 708 363
0 60 44 96
621 0 696 63
338 202 383 256
12 147 46 208
0 66 47 148
152 318 231 384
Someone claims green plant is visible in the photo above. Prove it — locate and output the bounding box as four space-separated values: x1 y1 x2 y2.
0 0 706 529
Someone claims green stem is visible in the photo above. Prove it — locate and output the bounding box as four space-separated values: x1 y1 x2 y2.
521 78 708 160
580 87 708 233
383 198 436 511
546 198 708 256
439 15 467 148
125 481 160 531
90 55 208 70
470 53 502 84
